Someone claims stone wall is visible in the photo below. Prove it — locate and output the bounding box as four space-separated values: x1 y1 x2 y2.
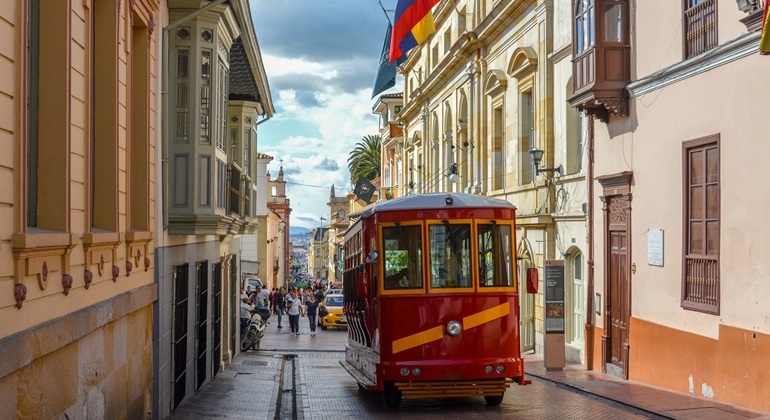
0 284 156 419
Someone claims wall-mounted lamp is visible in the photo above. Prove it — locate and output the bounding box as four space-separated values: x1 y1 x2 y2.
452 140 473 151
736 0 757 12
528 148 562 177
447 163 459 184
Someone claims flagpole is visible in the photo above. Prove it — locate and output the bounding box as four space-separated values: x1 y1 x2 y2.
378 0 392 24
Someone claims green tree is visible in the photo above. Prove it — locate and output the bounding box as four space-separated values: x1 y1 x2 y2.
347 134 381 183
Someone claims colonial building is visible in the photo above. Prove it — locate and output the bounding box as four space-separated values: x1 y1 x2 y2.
1 0 159 417
373 93 406 199
327 184 350 283
392 0 585 358
569 0 770 412
266 165 291 288
154 0 274 417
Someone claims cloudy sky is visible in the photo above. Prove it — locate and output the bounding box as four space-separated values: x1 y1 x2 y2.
249 0 399 229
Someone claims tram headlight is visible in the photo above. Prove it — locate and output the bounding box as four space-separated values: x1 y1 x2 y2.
496 364 505 374
412 367 422 376
485 365 494 374
446 320 462 336
400 367 410 376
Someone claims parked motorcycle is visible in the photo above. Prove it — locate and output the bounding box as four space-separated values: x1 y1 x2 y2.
241 307 271 351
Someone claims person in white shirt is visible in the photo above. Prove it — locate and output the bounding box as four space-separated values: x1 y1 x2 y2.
240 296 255 332
286 289 301 335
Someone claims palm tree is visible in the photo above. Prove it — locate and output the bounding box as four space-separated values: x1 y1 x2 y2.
347 134 381 183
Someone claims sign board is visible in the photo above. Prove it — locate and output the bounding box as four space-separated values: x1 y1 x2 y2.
544 260 565 333
648 229 664 267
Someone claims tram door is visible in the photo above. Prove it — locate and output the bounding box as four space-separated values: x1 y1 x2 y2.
518 257 535 352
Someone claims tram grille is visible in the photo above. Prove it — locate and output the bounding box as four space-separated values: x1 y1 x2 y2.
394 379 514 399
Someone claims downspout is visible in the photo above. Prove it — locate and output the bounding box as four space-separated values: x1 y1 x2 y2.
161 0 227 229
585 114 595 370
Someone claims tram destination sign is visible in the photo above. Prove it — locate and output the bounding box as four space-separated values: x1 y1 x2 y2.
544 260 565 334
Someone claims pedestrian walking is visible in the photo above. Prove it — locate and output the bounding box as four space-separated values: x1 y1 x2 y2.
306 294 320 336
276 286 287 329
286 289 301 335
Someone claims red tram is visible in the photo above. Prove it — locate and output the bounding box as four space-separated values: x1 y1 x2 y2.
339 193 530 408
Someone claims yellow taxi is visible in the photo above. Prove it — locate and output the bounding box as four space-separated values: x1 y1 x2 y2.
320 293 346 330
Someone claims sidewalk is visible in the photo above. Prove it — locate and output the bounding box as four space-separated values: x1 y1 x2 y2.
522 353 770 420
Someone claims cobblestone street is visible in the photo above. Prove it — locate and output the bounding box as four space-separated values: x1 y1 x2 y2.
167 320 768 420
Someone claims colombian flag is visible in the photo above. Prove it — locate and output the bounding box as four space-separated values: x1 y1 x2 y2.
761 2 770 55
390 0 441 63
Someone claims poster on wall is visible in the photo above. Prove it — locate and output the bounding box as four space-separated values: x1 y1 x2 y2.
544 260 565 333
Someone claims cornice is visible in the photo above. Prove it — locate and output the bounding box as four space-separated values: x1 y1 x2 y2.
627 32 761 98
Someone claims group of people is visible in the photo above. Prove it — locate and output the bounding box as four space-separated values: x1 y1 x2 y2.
241 285 327 336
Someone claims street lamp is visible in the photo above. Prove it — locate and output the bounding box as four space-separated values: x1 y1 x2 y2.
447 163 459 184
528 147 562 177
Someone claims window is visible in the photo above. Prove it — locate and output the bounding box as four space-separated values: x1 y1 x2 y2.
26 0 40 227
575 0 595 55
382 224 423 290
603 0 624 42
217 62 228 151
477 223 515 288
175 48 190 143
684 0 718 59
228 127 238 163
243 128 251 177
91 0 120 231
491 105 504 190
519 90 534 185
216 159 226 210
682 135 719 314
130 12 150 231
566 79 583 175
200 49 212 144
428 223 471 289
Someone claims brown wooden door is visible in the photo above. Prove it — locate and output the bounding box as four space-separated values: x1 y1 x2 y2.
608 230 629 372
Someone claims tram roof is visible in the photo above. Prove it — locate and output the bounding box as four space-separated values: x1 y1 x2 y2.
361 193 516 218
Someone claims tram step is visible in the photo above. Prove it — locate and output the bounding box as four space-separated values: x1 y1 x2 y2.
339 359 376 389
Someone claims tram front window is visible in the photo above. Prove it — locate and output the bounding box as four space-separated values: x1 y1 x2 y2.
478 223 515 288
429 223 472 288
382 224 423 290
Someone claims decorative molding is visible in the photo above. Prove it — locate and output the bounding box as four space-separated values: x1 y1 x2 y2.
14 284 27 309
84 270 94 289
112 265 120 282
12 233 77 294
62 274 73 296
507 46 538 80
144 257 151 272
627 32 761 98
126 261 133 277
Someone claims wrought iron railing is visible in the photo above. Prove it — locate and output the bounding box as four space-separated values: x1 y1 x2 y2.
683 257 719 313
684 0 718 59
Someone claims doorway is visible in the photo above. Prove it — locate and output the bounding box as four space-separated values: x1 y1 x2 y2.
599 173 632 379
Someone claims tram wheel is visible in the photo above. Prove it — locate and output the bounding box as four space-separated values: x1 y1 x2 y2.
383 382 402 408
484 395 504 406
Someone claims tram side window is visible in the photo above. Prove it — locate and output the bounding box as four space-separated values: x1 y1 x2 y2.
382 225 423 290
478 223 515 287
429 223 472 288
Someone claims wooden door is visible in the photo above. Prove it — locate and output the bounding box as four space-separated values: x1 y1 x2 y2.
608 230 629 373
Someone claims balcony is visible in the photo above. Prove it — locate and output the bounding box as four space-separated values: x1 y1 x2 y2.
684 0 718 59
568 0 630 123
167 163 255 236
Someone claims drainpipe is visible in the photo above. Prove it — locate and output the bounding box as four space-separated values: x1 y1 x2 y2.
585 114 595 370
161 0 227 229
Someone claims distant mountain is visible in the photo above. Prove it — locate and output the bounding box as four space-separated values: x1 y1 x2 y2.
289 226 311 235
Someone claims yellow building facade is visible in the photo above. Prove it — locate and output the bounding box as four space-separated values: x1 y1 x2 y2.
1 0 159 417
392 0 586 359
